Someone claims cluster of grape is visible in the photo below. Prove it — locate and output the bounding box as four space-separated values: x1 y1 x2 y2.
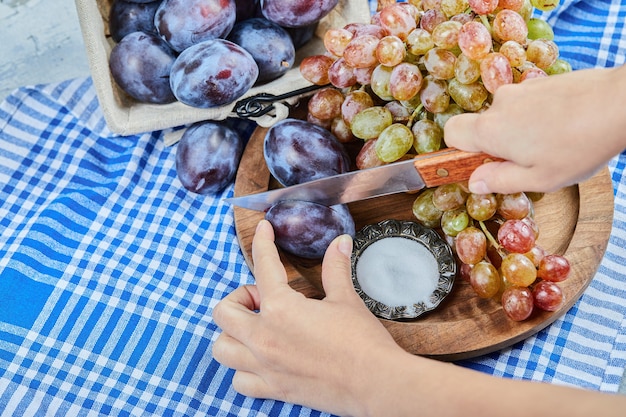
300 0 570 168
298 0 571 320
413 183 569 321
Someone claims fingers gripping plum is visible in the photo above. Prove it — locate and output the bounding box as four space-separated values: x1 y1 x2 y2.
266 201 355 259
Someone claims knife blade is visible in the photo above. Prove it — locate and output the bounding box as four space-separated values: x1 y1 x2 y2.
225 148 502 211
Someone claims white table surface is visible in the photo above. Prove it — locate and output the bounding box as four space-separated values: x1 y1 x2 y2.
0 0 90 102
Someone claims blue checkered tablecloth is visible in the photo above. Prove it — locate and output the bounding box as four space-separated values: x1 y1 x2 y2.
1 1 625 416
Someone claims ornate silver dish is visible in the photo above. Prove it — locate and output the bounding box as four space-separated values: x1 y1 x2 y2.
351 219 456 320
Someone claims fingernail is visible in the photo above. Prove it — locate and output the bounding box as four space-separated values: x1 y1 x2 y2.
469 180 490 195
337 235 353 258
256 219 269 232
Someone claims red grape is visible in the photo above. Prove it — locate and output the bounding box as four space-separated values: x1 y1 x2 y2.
502 287 534 321
532 281 564 311
324 28 353 57
538 254 571 282
456 227 487 265
458 21 492 61
468 0 499 15
497 192 531 220
299 55 334 85
480 52 513 94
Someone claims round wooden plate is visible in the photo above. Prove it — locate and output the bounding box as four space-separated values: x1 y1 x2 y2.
232 123 614 361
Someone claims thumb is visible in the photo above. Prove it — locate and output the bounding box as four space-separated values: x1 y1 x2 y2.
320 234 360 303
468 161 539 195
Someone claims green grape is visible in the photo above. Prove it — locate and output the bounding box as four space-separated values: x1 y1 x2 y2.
546 58 572 75
423 47 457 80
499 41 527 67
466 192 498 221
351 106 393 140
501 253 537 287
375 123 414 162
432 20 462 50
376 35 406 67
470 261 501 298
454 53 482 85
434 103 463 129
526 17 555 40
518 0 534 21
433 183 468 211
370 64 394 101
406 28 435 56
448 78 489 112
412 189 444 228
441 0 470 17
530 0 559 12
441 207 470 237
526 39 559 69
411 119 443 154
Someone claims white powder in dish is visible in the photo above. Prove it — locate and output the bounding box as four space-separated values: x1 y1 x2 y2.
356 237 440 308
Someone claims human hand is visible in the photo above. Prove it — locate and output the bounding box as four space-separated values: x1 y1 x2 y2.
444 66 626 195
212 220 404 416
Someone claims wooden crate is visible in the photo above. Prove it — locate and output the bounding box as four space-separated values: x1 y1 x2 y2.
74 0 371 136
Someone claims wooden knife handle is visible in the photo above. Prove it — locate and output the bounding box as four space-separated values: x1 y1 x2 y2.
413 148 504 188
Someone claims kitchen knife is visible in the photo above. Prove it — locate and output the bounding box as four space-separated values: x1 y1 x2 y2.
225 148 503 211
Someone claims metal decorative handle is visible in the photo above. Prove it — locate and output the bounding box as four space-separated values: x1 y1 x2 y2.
233 84 328 118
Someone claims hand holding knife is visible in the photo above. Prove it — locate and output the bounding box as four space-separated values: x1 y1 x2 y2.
225 148 503 211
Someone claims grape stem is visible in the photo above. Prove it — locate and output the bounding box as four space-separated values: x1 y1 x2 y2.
407 104 424 129
479 220 506 258
479 14 493 35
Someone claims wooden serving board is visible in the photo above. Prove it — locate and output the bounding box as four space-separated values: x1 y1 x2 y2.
232 123 614 361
